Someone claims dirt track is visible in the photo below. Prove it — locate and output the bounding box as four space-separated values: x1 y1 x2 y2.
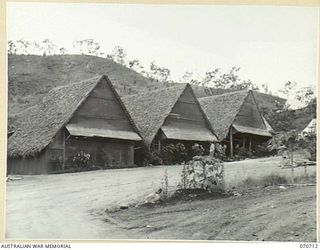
5 165 182 239
5 155 316 240
107 186 317 241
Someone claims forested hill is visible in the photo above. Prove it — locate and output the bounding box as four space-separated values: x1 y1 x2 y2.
8 54 285 116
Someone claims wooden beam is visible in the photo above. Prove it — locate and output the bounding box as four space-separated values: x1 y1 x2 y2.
229 128 233 157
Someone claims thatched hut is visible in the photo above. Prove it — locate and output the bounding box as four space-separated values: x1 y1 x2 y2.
7 75 142 174
122 84 217 158
199 90 272 157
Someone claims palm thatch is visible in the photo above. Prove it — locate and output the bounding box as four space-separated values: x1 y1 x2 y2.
8 75 139 158
199 90 250 141
122 84 189 146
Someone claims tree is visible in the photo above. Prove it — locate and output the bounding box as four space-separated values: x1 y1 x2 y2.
15 39 31 55
107 46 127 65
261 102 296 132
59 47 67 55
186 67 259 91
179 71 193 83
201 68 220 87
295 86 315 106
304 97 317 119
279 81 297 98
32 41 43 55
147 62 171 82
128 58 143 72
73 39 101 56
261 83 272 94
7 40 17 54
42 39 58 56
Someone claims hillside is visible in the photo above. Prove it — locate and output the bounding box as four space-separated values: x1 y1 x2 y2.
8 54 172 114
8 54 285 116
192 86 286 112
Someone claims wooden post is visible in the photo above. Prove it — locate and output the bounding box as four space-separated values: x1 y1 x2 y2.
229 128 233 157
62 130 65 171
157 139 161 153
242 136 246 149
249 137 252 154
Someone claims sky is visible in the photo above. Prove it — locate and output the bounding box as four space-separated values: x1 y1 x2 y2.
6 3 319 107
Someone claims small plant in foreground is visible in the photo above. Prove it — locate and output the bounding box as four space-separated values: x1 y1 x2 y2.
160 168 169 200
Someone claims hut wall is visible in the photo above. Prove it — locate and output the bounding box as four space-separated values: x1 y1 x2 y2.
68 78 135 133
163 87 210 132
64 137 134 168
46 130 65 172
7 150 48 175
233 92 266 129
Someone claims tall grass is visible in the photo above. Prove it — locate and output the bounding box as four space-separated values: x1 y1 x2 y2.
238 172 316 189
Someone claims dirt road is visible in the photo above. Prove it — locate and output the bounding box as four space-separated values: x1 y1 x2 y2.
108 186 317 241
5 165 182 239
5 155 316 239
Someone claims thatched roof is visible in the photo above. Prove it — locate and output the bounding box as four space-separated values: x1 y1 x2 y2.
122 84 198 146
262 116 274 132
199 90 251 140
8 75 139 158
302 118 316 135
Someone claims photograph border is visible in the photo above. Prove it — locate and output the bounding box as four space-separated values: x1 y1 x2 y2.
0 0 319 244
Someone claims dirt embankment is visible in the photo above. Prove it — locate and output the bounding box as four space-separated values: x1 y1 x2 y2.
105 186 317 241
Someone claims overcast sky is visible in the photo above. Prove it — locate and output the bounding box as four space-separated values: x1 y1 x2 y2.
6 3 319 105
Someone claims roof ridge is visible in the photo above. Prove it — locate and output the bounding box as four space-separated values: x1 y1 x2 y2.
8 76 103 157
122 83 188 146
50 75 102 91
123 83 187 99
199 89 250 100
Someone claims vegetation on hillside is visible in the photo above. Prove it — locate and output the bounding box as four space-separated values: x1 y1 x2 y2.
7 39 316 133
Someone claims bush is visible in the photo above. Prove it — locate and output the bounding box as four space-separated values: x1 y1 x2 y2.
178 155 224 192
144 151 163 166
161 143 188 164
72 151 91 170
261 174 288 187
253 142 276 157
306 134 316 161
213 143 227 160
296 133 316 161
191 143 205 157
239 173 288 189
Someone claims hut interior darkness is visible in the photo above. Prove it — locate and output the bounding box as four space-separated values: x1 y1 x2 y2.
199 90 273 157
7 75 141 174
122 84 217 159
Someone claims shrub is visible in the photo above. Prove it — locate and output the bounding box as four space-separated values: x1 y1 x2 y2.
72 151 91 170
161 143 188 164
239 173 288 189
305 134 316 161
294 172 316 183
160 168 169 200
213 143 227 160
261 173 288 186
178 155 224 192
191 143 205 157
144 151 163 166
253 142 276 157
